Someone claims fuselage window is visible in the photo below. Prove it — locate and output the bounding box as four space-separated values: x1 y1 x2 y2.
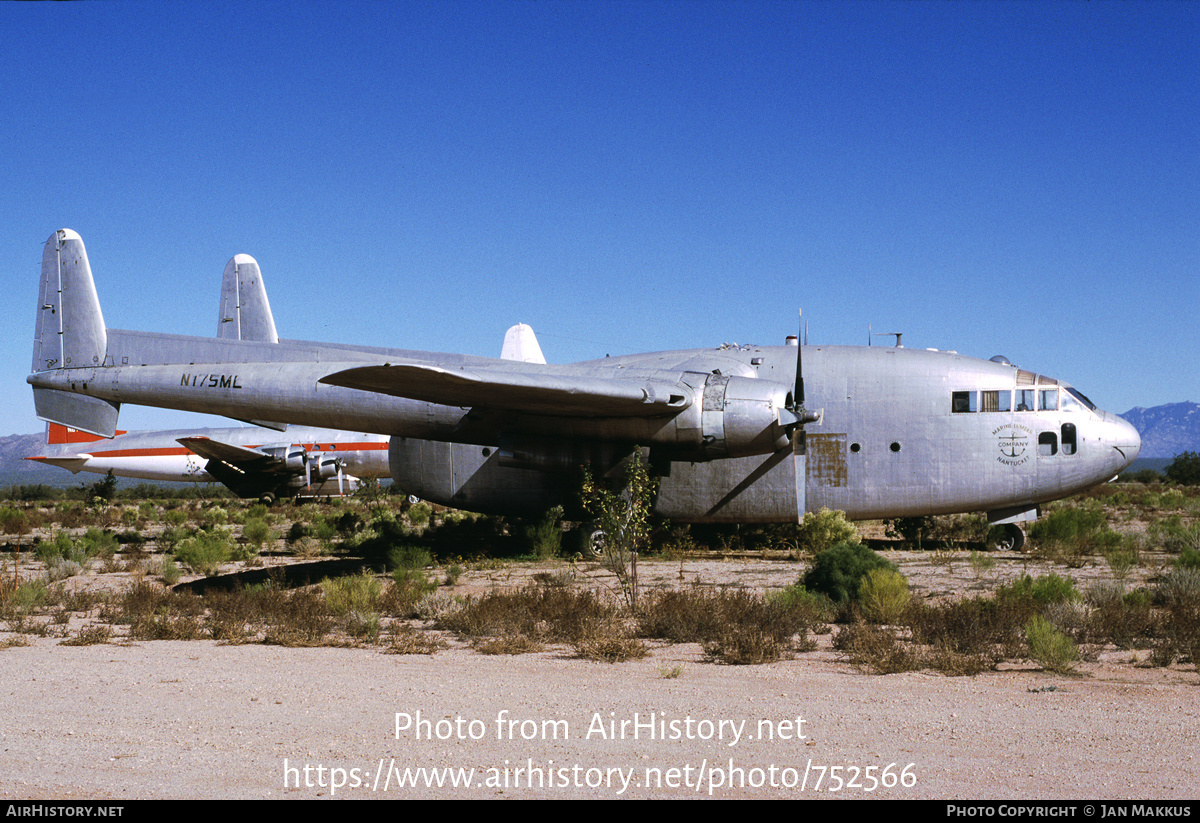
952 391 978 413
981 390 1012 413
1016 389 1036 412
1038 432 1058 456
1061 422 1077 455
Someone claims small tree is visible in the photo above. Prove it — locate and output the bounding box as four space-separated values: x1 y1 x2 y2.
1166 451 1200 486
87 470 118 503
581 451 658 612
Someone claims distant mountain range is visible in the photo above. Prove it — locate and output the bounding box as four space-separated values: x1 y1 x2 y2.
1119 402 1200 459
0 431 74 489
2 401 1197 489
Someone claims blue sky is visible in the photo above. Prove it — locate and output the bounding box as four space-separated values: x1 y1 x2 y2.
2 1 1196 436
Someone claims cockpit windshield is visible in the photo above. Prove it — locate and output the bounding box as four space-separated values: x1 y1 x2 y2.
1062 386 1096 412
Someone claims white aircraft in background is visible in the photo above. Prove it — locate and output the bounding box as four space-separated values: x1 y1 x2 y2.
26 422 390 502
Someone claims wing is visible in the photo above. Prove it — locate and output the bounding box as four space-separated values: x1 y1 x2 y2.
318 363 691 418
177 436 292 474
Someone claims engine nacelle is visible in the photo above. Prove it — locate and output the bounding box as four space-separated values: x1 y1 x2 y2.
310 453 340 480
671 373 792 461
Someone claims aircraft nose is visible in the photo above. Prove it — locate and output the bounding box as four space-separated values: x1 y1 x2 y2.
1101 412 1141 473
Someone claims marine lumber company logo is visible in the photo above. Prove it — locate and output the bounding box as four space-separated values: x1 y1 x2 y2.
992 424 1032 466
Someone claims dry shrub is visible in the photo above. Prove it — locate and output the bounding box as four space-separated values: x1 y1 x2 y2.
385 623 446 655
573 620 647 663
257 588 335 647
129 612 205 641
702 626 791 665
109 581 206 641
59 625 112 646
638 586 816 654
473 634 544 655
907 595 1027 662
833 622 919 674
1082 585 1158 650
440 584 618 647
921 642 993 677
203 588 256 642
1152 568 1200 667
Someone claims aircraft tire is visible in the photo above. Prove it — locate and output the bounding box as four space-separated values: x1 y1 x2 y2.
259 492 277 506
987 523 1026 552
568 526 607 558
588 529 608 558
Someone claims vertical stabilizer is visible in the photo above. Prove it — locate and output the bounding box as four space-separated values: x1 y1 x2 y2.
34 229 107 372
218 254 279 343
47 422 124 445
500 323 547 364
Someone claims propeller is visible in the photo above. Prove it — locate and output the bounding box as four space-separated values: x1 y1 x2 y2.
780 310 822 522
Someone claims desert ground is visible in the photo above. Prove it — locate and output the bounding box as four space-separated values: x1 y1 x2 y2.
1 497 1198 800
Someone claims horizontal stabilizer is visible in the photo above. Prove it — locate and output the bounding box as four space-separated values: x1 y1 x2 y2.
33 387 120 439
318 363 690 417
25 455 90 474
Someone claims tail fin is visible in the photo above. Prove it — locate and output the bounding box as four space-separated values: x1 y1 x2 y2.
34 229 107 372
218 254 279 343
31 230 121 438
46 422 125 445
500 323 547 364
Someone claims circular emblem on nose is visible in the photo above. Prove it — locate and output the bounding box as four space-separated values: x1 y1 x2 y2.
992 424 1032 466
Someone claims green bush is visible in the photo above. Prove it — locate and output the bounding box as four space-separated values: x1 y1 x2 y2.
1029 507 1120 555
802 541 896 606
387 542 432 571
997 573 1079 608
858 568 910 624
1025 615 1078 674
241 518 274 550
524 506 564 559
175 530 233 576
321 571 382 616
795 509 857 554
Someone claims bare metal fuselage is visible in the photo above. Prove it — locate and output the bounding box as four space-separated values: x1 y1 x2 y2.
30 330 1139 522
28 228 1139 523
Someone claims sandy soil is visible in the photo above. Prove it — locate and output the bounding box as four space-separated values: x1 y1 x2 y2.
2 551 1198 800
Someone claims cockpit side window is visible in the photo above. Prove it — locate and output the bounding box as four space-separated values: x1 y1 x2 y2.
1039 390 1058 411
1016 389 1036 412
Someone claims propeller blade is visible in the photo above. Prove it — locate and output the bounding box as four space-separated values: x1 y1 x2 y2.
793 427 806 520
